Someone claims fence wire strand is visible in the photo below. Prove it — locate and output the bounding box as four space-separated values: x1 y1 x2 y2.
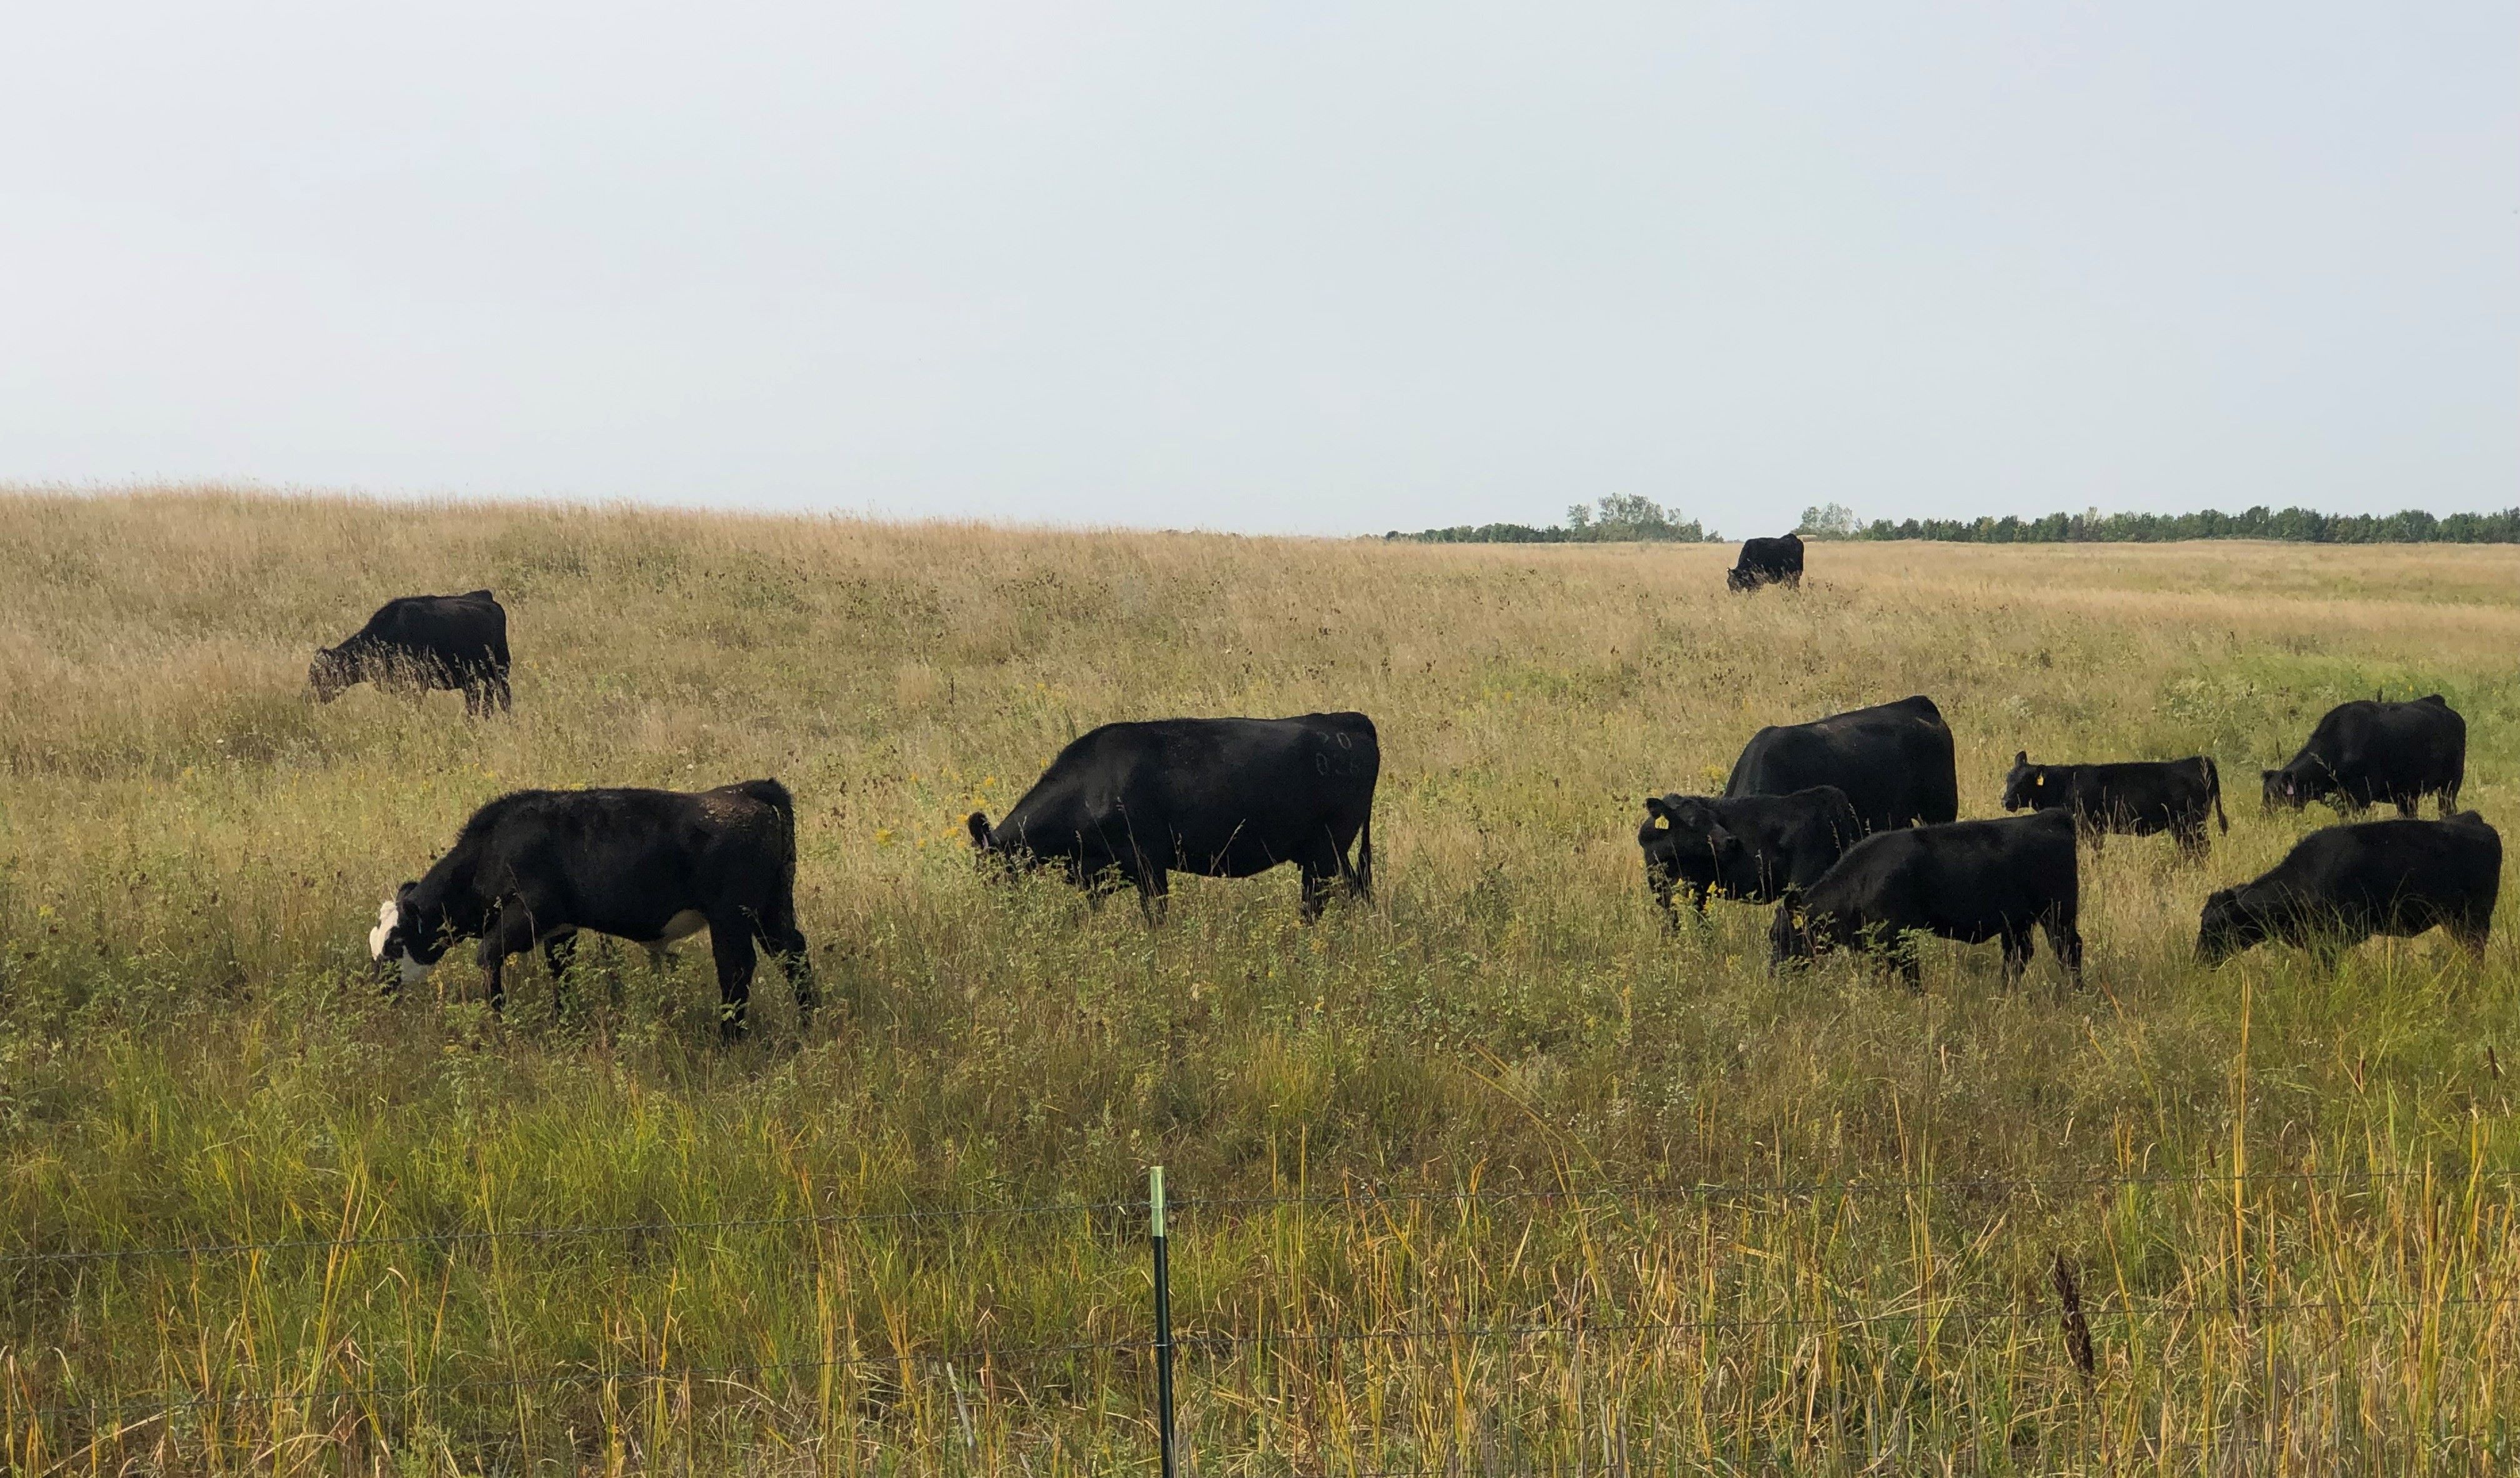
9 1161 2505 1269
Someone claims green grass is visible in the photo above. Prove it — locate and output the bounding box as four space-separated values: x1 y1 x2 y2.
3 489 2519 1473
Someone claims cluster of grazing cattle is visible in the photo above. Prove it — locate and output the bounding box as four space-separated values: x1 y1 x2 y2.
312 591 513 716
326 569 2497 1041
1641 690 2499 985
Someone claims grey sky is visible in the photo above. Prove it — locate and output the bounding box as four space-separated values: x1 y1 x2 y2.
4 3 2512 536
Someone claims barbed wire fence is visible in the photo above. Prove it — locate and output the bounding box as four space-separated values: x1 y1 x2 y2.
8 1162 2517 1472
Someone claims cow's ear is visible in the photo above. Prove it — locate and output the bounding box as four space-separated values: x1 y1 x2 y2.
396 879 418 902
965 811 992 849
2014 751 2028 766
1642 796 1671 822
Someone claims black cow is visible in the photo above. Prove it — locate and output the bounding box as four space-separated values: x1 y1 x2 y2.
1725 695 1959 835
968 713 1378 921
2197 812 2500 967
2261 695 2464 818
1770 810 2082 988
1727 534 1805 591
368 780 815 1039
312 590 512 716
1638 786 1861 922
2001 752 2230 857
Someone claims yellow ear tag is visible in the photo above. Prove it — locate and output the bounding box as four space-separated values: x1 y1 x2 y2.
2034 775 2045 789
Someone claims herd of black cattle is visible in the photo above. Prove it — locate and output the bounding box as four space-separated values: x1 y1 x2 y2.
328 573 2500 1040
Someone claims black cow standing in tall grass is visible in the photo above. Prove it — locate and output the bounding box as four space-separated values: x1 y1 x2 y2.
1637 786 1861 922
2261 695 2464 818
968 713 1378 922
368 780 816 1039
1771 810 2084 989
1725 695 1958 835
311 590 512 716
1728 534 1804 591
2001 752 2229 858
2197 812 2499 967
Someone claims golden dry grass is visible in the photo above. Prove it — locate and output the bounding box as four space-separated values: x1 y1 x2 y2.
3 487 2519 1474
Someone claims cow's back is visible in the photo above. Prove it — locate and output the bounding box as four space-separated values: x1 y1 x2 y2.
1001 713 1377 872
2276 814 2498 917
1812 812 2073 923
1726 697 1955 832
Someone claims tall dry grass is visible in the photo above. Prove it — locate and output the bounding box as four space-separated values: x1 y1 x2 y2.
2 487 2518 1472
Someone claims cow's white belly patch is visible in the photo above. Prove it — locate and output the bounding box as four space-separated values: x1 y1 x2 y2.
651 910 709 943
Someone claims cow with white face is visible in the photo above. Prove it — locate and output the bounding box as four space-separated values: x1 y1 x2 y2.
366 779 816 1040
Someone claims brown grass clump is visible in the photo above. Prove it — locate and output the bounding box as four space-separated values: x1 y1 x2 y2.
2 486 2518 1472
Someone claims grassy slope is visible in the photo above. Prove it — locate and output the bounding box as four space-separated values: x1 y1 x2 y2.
4 489 2519 1472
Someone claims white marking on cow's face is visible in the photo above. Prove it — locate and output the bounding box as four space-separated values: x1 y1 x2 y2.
658 909 709 943
369 899 400 961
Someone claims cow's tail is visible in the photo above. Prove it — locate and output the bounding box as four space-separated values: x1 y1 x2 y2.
2204 757 2229 834
1353 810 1375 902
734 779 800 858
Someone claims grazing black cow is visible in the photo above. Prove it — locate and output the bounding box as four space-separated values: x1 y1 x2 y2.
368 780 814 1039
1725 695 1959 835
2261 695 2464 818
2196 812 2500 967
967 713 1378 921
1770 810 2082 988
312 590 512 716
1638 786 1862 922
2001 752 2230 857
1727 534 1805 591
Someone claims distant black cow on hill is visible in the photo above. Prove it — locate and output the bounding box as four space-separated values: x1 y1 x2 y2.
311 590 512 716
1728 534 1804 591
969 713 1378 922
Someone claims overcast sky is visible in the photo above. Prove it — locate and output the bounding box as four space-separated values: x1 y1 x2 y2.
4 3 2512 536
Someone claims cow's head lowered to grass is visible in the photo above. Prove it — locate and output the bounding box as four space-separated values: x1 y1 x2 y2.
367 880 468 989
308 645 358 702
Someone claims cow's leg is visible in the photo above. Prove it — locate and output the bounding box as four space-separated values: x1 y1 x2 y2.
477 906 543 1016
2173 824 2207 862
1135 867 1170 925
491 670 513 714
2452 914 2492 960
1298 862 1334 922
1999 926 2034 989
755 907 817 1026
543 931 579 1016
2043 907 2085 987
707 920 758 1041
1877 932 1923 992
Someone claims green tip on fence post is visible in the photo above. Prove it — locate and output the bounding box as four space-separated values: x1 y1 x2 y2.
1151 1166 1178 1478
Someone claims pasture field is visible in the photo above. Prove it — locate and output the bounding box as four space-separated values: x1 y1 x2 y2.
5 487 2520 1474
